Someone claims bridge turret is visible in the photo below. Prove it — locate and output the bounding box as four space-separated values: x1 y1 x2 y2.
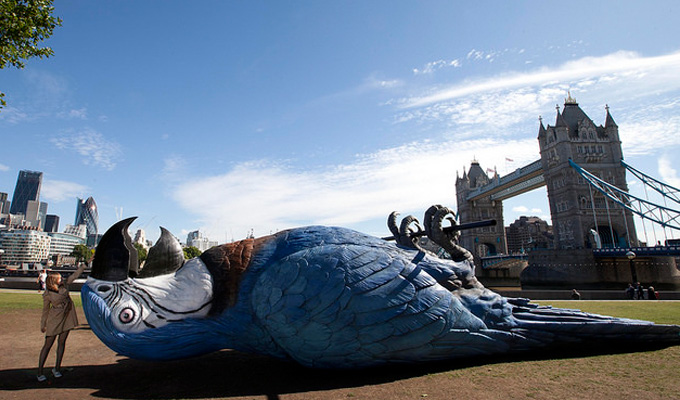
555 105 568 129
455 161 507 264
537 116 547 142
605 104 618 129
538 97 636 250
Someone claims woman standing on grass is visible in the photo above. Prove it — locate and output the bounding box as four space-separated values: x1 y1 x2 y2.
37 263 86 382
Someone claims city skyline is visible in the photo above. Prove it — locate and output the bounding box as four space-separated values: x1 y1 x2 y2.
0 169 223 245
0 166 552 247
2 2 680 243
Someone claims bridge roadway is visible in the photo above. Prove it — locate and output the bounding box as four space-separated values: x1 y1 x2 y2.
593 246 680 257
466 159 544 202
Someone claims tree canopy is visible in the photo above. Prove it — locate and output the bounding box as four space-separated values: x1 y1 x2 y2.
0 0 61 108
183 246 202 259
71 244 93 263
134 242 148 264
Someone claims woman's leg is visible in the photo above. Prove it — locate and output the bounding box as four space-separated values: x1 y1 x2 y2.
38 336 56 375
54 330 70 372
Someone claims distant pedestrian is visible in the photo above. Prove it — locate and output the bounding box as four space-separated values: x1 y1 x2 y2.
625 284 635 299
37 263 86 382
37 270 47 293
636 282 644 300
571 289 581 300
648 286 658 300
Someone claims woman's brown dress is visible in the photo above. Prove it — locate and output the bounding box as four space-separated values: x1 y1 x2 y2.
40 265 86 337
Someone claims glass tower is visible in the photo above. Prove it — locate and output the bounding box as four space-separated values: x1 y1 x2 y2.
75 197 99 238
9 170 43 215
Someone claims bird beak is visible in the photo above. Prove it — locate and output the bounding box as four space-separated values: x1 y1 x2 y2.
90 217 139 281
138 227 185 278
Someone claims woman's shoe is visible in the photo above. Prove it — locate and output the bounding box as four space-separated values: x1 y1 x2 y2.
51 368 62 378
37 374 47 382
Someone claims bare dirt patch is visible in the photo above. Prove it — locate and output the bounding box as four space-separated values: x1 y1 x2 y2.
1 307 679 400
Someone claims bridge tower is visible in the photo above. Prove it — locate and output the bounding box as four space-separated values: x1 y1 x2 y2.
538 94 637 249
455 160 507 261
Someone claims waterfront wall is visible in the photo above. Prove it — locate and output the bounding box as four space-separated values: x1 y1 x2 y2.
522 249 680 290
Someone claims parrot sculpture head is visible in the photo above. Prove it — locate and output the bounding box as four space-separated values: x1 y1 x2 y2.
82 217 220 360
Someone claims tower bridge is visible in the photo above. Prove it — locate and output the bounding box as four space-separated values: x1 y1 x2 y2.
466 159 544 202
455 95 680 289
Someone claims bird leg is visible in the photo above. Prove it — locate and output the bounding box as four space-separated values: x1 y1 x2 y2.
422 205 473 263
422 205 482 290
387 211 426 252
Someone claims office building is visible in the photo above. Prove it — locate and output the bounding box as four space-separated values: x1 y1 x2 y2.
0 228 51 267
505 216 553 253
64 224 87 239
134 229 152 249
9 170 43 216
186 230 218 252
75 197 99 238
25 200 41 228
0 192 9 214
48 232 86 257
44 214 60 233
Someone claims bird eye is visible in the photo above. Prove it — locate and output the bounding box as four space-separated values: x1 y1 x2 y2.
119 307 136 324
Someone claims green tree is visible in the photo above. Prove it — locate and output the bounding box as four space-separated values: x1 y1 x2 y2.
134 243 148 264
0 0 62 108
183 246 202 259
71 244 93 263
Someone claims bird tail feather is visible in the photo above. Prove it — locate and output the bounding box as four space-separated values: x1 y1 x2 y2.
506 299 680 350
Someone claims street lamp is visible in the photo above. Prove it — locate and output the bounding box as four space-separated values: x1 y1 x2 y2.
626 250 637 283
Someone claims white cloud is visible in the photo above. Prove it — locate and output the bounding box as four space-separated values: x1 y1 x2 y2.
57 108 88 120
511 206 544 215
619 117 680 156
0 106 29 124
41 180 89 202
51 128 123 171
369 77 402 89
413 59 461 75
394 86 564 131
400 50 680 109
390 49 680 168
0 164 9 172
172 48 680 240
658 154 680 188
172 137 537 239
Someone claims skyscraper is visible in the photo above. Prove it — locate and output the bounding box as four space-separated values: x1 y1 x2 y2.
75 197 99 238
0 192 9 214
9 170 43 215
44 214 60 233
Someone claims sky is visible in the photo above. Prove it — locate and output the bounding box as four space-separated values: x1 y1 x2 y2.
2 1 680 245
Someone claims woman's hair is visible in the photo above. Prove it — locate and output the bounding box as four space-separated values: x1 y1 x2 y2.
45 273 61 292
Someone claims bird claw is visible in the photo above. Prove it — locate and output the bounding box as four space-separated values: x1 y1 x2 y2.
388 205 474 263
422 205 473 263
387 212 425 250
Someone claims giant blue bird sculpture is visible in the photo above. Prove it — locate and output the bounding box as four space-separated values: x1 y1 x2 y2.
82 206 680 368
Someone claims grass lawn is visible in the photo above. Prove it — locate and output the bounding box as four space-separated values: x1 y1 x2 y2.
535 300 680 325
0 291 82 312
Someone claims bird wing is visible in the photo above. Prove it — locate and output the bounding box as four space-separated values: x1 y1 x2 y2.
250 228 509 368
249 227 680 368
